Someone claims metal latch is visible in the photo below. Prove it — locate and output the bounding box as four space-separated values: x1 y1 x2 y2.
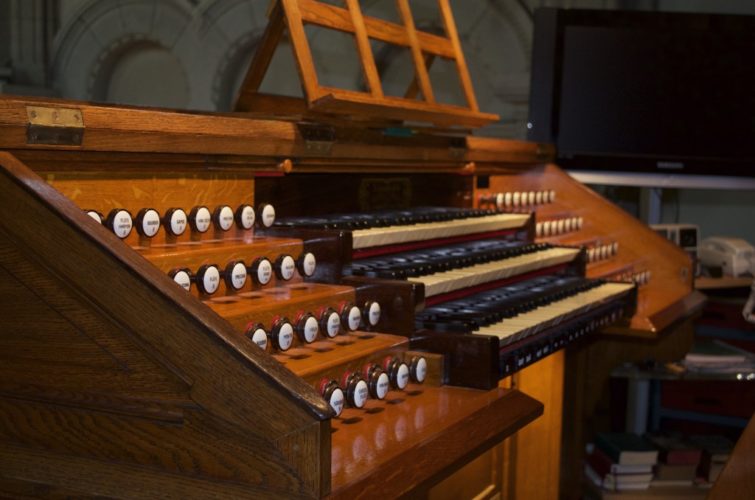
449 136 466 159
298 123 335 154
26 106 84 146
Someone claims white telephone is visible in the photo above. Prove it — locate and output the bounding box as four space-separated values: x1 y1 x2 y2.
699 237 755 278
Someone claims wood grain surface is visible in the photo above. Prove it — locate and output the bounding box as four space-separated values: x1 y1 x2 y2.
708 414 755 499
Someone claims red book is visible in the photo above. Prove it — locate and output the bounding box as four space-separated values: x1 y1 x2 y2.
645 434 702 466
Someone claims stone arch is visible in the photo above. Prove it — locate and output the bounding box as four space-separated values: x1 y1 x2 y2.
50 0 195 106
91 39 190 108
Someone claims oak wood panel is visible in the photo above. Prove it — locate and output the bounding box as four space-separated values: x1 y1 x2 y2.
329 387 543 499
46 172 257 247
0 441 303 499
0 97 522 167
205 282 355 333
504 350 564 500
708 413 755 499
0 151 330 496
310 88 498 128
282 332 408 381
0 252 195 421
139 236 306 296
428 445 502 500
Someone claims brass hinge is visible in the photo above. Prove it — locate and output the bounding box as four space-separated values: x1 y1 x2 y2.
26 106 84 146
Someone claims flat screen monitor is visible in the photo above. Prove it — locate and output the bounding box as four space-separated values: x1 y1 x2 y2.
528 8 755 179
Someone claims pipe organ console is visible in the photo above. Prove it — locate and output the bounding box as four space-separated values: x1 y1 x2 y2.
0 4 698 497
0 95 699 498
0 97 704 497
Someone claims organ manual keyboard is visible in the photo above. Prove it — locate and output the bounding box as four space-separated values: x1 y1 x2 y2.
0 2 700 498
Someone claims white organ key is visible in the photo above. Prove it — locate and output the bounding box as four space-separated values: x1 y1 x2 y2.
473 282 634 344
351 213 529 250
409 247 580 297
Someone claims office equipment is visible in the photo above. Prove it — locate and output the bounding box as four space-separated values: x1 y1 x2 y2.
699 237 755 278
529 8 755 179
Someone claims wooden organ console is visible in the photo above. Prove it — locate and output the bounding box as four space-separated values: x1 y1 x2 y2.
0 1 700 498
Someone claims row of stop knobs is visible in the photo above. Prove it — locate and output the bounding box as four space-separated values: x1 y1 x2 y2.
319 356 428 417
244 301 382 351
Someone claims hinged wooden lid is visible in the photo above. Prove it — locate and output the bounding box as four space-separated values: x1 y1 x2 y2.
234 0 499 129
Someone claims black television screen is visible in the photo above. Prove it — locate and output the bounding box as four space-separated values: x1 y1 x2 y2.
528 8 755 177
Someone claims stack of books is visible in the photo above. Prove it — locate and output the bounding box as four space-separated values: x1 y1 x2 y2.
645 433 702 488
688 434 734 485
585 433 658 491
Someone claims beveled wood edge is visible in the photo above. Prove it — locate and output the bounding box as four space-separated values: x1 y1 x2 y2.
600 290 706 339
310 90 499 128
328 388 544 499
0 95 551 168
0 151 331 421
466 136 555 164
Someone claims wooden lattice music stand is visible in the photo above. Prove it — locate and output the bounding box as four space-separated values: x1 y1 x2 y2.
234 0 499 128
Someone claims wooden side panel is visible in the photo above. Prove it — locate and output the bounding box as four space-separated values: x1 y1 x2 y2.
329 388 543 499
0 152 330 497
708 414 755 500
428 445 502 500
503 350 564 500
